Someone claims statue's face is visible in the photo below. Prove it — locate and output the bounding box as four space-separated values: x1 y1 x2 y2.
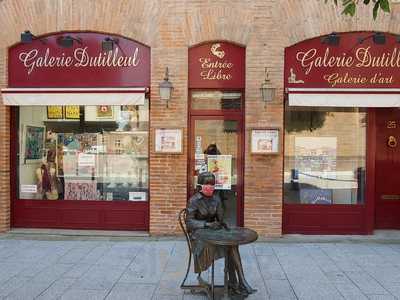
201 184 215 197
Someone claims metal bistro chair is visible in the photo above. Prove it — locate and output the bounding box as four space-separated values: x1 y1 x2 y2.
179 208 219 298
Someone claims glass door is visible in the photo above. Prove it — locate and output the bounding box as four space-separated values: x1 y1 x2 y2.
189 116 243 226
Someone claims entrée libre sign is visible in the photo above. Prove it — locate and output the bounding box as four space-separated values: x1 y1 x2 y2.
19 47 140 75
189 42 245 89
198 43 233 81
285 32 400 89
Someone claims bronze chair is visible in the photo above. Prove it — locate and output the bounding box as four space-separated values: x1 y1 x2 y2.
178 208 215 297
178 208 194 290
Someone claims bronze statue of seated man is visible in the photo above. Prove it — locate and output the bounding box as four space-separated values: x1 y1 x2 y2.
186 172 256 297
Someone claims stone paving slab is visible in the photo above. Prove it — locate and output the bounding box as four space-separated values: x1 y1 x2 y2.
0 238 400 299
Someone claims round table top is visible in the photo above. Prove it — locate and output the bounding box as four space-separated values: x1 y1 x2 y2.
193 227 258 246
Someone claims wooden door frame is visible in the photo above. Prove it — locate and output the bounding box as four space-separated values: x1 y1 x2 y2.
188 89 245 226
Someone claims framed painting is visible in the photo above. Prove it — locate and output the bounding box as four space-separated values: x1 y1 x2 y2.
154 128 183 154
250 128 280 155
47 106 63 119
65 106 80 119
22 125 46 164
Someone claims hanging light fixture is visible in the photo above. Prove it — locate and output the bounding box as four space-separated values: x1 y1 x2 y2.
260 67 276 107
159 67 174 108
56 35 82 48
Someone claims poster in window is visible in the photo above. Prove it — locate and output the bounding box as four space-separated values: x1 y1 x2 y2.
294 137 337 176
64 179 97 200
154 128 182 153
65 106 80 119
251 129 280 154
22 125 46 164
96 105 113 118
207 155 232 190
300 189 332 204
47 106 63 119
103 131 148 156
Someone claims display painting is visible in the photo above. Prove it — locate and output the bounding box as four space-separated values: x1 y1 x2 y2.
251 129 280 154
47 106 63 119
96 106 113 119
207 155 232 190
154 128 183 153
64 179 97 200
22 125 45 163
64 106 80 119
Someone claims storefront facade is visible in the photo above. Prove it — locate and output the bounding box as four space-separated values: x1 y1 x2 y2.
0 1 399 236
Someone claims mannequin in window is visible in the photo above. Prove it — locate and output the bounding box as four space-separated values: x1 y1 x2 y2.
36 151 59 200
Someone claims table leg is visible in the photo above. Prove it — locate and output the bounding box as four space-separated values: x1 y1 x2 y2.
224 247 229 299
211 257 215 300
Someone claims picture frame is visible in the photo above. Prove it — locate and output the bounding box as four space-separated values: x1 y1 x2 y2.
154 128 183 154
22 124 46 164
47 106 64 119
64 106 80 119
96 105 113 119
250 128 280 155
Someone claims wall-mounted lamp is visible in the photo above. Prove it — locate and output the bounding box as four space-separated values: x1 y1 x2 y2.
102 37 127 56
21 30 34 43
373 32 386 45
56 35 82 48
20 30 46 44
102 37 117 52
159 67 174 108
321 32 340 46
260 67 276 108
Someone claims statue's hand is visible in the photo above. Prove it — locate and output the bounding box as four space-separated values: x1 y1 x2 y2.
205 221 222 230
220 222 230 231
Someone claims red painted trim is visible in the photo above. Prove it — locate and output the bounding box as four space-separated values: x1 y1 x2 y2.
10 107 18 228
283 203 367 234
365 108 376 234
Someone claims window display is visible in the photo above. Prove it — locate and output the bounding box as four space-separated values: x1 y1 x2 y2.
284 106 366 205
18 102 149 201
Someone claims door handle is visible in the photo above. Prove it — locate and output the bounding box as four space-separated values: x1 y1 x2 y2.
387 136 397 148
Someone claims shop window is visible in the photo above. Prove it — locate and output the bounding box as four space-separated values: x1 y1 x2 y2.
18 102 149 201
284 105 366 205
191 91 242 110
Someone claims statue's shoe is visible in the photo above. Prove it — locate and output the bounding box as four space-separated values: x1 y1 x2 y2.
239 283 257 295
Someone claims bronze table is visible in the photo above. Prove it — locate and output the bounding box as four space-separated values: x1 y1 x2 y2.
193 227 258 300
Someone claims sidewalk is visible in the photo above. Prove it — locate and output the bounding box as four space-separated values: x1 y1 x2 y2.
1 233 400 299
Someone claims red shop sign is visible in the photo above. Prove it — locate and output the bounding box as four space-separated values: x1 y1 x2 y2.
285 32 400 89
189 41 245 89
8 32 150 88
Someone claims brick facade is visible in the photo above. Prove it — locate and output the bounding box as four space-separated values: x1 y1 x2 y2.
0 0 397 236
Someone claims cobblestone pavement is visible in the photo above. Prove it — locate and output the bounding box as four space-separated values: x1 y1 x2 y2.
1 237 400 299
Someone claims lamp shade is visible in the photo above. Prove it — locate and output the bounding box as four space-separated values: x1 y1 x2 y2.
102 38 114 52
159 67 173 102
21 31 33 43
159 80 173 100
260 85 276 103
